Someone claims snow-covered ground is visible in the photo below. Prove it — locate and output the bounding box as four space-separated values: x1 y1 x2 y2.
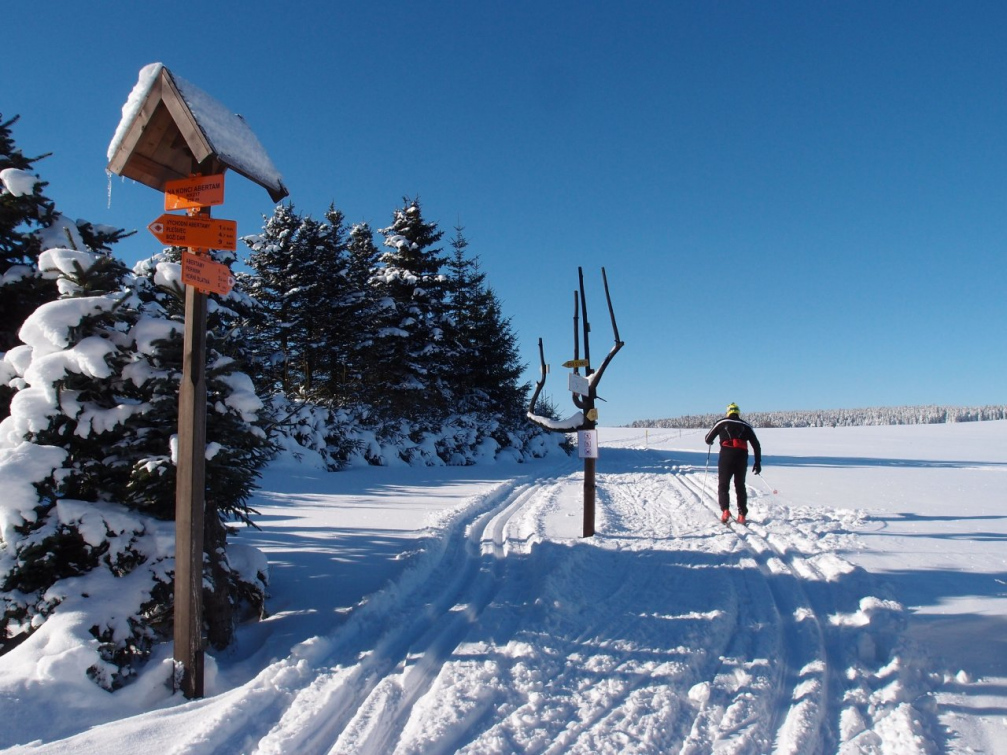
2 421 1005 754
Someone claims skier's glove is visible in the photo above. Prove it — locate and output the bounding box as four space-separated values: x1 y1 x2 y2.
752 463 761 475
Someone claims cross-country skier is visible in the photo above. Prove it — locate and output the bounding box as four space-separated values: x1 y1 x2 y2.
705 403 762 524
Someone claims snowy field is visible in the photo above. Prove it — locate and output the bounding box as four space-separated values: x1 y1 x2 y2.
2 420 1006 754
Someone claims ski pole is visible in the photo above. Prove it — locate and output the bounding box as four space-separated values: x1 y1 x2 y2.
755 471 778 495
701 445 711 501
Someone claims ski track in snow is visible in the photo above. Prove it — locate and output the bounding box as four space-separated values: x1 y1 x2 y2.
153 434 938 754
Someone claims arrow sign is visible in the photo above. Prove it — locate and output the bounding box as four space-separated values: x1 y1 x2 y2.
562 359 590 369
164 173 225 210
180 251 234 296
148 213 237 251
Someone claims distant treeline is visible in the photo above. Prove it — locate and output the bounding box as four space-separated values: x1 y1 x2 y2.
630 404 1007 429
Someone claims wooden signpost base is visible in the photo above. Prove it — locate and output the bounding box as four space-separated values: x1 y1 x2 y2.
173 257 208 699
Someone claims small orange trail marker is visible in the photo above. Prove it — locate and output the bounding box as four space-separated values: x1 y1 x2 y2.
164 173 226 210
148 213 237 251
180 251 234 296
562 359 590 369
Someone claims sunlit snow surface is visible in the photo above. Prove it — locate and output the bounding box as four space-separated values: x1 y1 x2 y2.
2 421 1005 754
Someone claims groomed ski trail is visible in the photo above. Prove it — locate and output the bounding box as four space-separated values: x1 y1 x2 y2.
254 467 574 755
160 436 938 754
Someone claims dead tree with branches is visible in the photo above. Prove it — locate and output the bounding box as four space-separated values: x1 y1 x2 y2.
527 267 624 537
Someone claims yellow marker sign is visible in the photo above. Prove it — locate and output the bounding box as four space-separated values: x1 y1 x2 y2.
164 173 226 210
562 359 590 369
148 213 237 251
180 252 234 296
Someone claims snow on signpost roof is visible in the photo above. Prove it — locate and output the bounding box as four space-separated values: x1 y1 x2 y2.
107 63 288 202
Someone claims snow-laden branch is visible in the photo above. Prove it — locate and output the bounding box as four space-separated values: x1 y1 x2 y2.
526 410 586 433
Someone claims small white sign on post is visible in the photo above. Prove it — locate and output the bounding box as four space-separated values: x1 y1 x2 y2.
568 371 590 396
578 429 599 459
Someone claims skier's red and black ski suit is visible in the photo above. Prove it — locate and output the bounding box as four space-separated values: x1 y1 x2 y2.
704 416 762 516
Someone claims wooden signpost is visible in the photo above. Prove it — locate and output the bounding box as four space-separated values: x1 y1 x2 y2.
108 64 287 700
173 203 210 698
150 194 226 702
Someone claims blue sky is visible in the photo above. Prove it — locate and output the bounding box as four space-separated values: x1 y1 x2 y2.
5 2 1005 425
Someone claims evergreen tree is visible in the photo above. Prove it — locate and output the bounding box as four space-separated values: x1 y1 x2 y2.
443 226 526 422
332 221 382 406
129 248 272 649
243 203 343 398
296 206 350 402
369 198 449 420
1 114 58 419
0 114 55 284
0 246 270 681
0 114 131 419
1 248 165 680
240 203 301 394
243 203 370 405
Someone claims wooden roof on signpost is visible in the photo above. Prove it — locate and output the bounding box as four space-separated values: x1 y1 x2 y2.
107 64 289 202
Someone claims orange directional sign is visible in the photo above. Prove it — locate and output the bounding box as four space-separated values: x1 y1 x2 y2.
148 213 237 251
164 173 226 210
180 252 234 296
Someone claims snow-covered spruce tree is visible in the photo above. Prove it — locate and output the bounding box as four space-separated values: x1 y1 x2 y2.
0 114 132 420
239 206 374 466
130 247 272 650
443 226 526 418
0 114 56 343
0 247 270 686
239 203 302 395
312 208 381 407
281 210 344 400
329 220 382 406
242 203 353 400
1 114 58 420
0 247 169 684
427 226 530 462
287 205 365 405
367 198 450 422
243 204 382 409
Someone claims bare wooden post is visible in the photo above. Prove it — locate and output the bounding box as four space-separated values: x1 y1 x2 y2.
173 203 210 699
577 269 597 537
583 455 596 537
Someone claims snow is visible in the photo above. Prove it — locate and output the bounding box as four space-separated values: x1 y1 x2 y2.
37 248 101 279
107 63 286 199
18 296 120 355
0 443 66 542
106 63 162 164
2 421 1007 753
527 410 586 432
0 168 40 197
33 219 86 260
129 316 182 358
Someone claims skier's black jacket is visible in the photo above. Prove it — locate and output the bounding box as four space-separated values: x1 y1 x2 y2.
704 417 762 466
